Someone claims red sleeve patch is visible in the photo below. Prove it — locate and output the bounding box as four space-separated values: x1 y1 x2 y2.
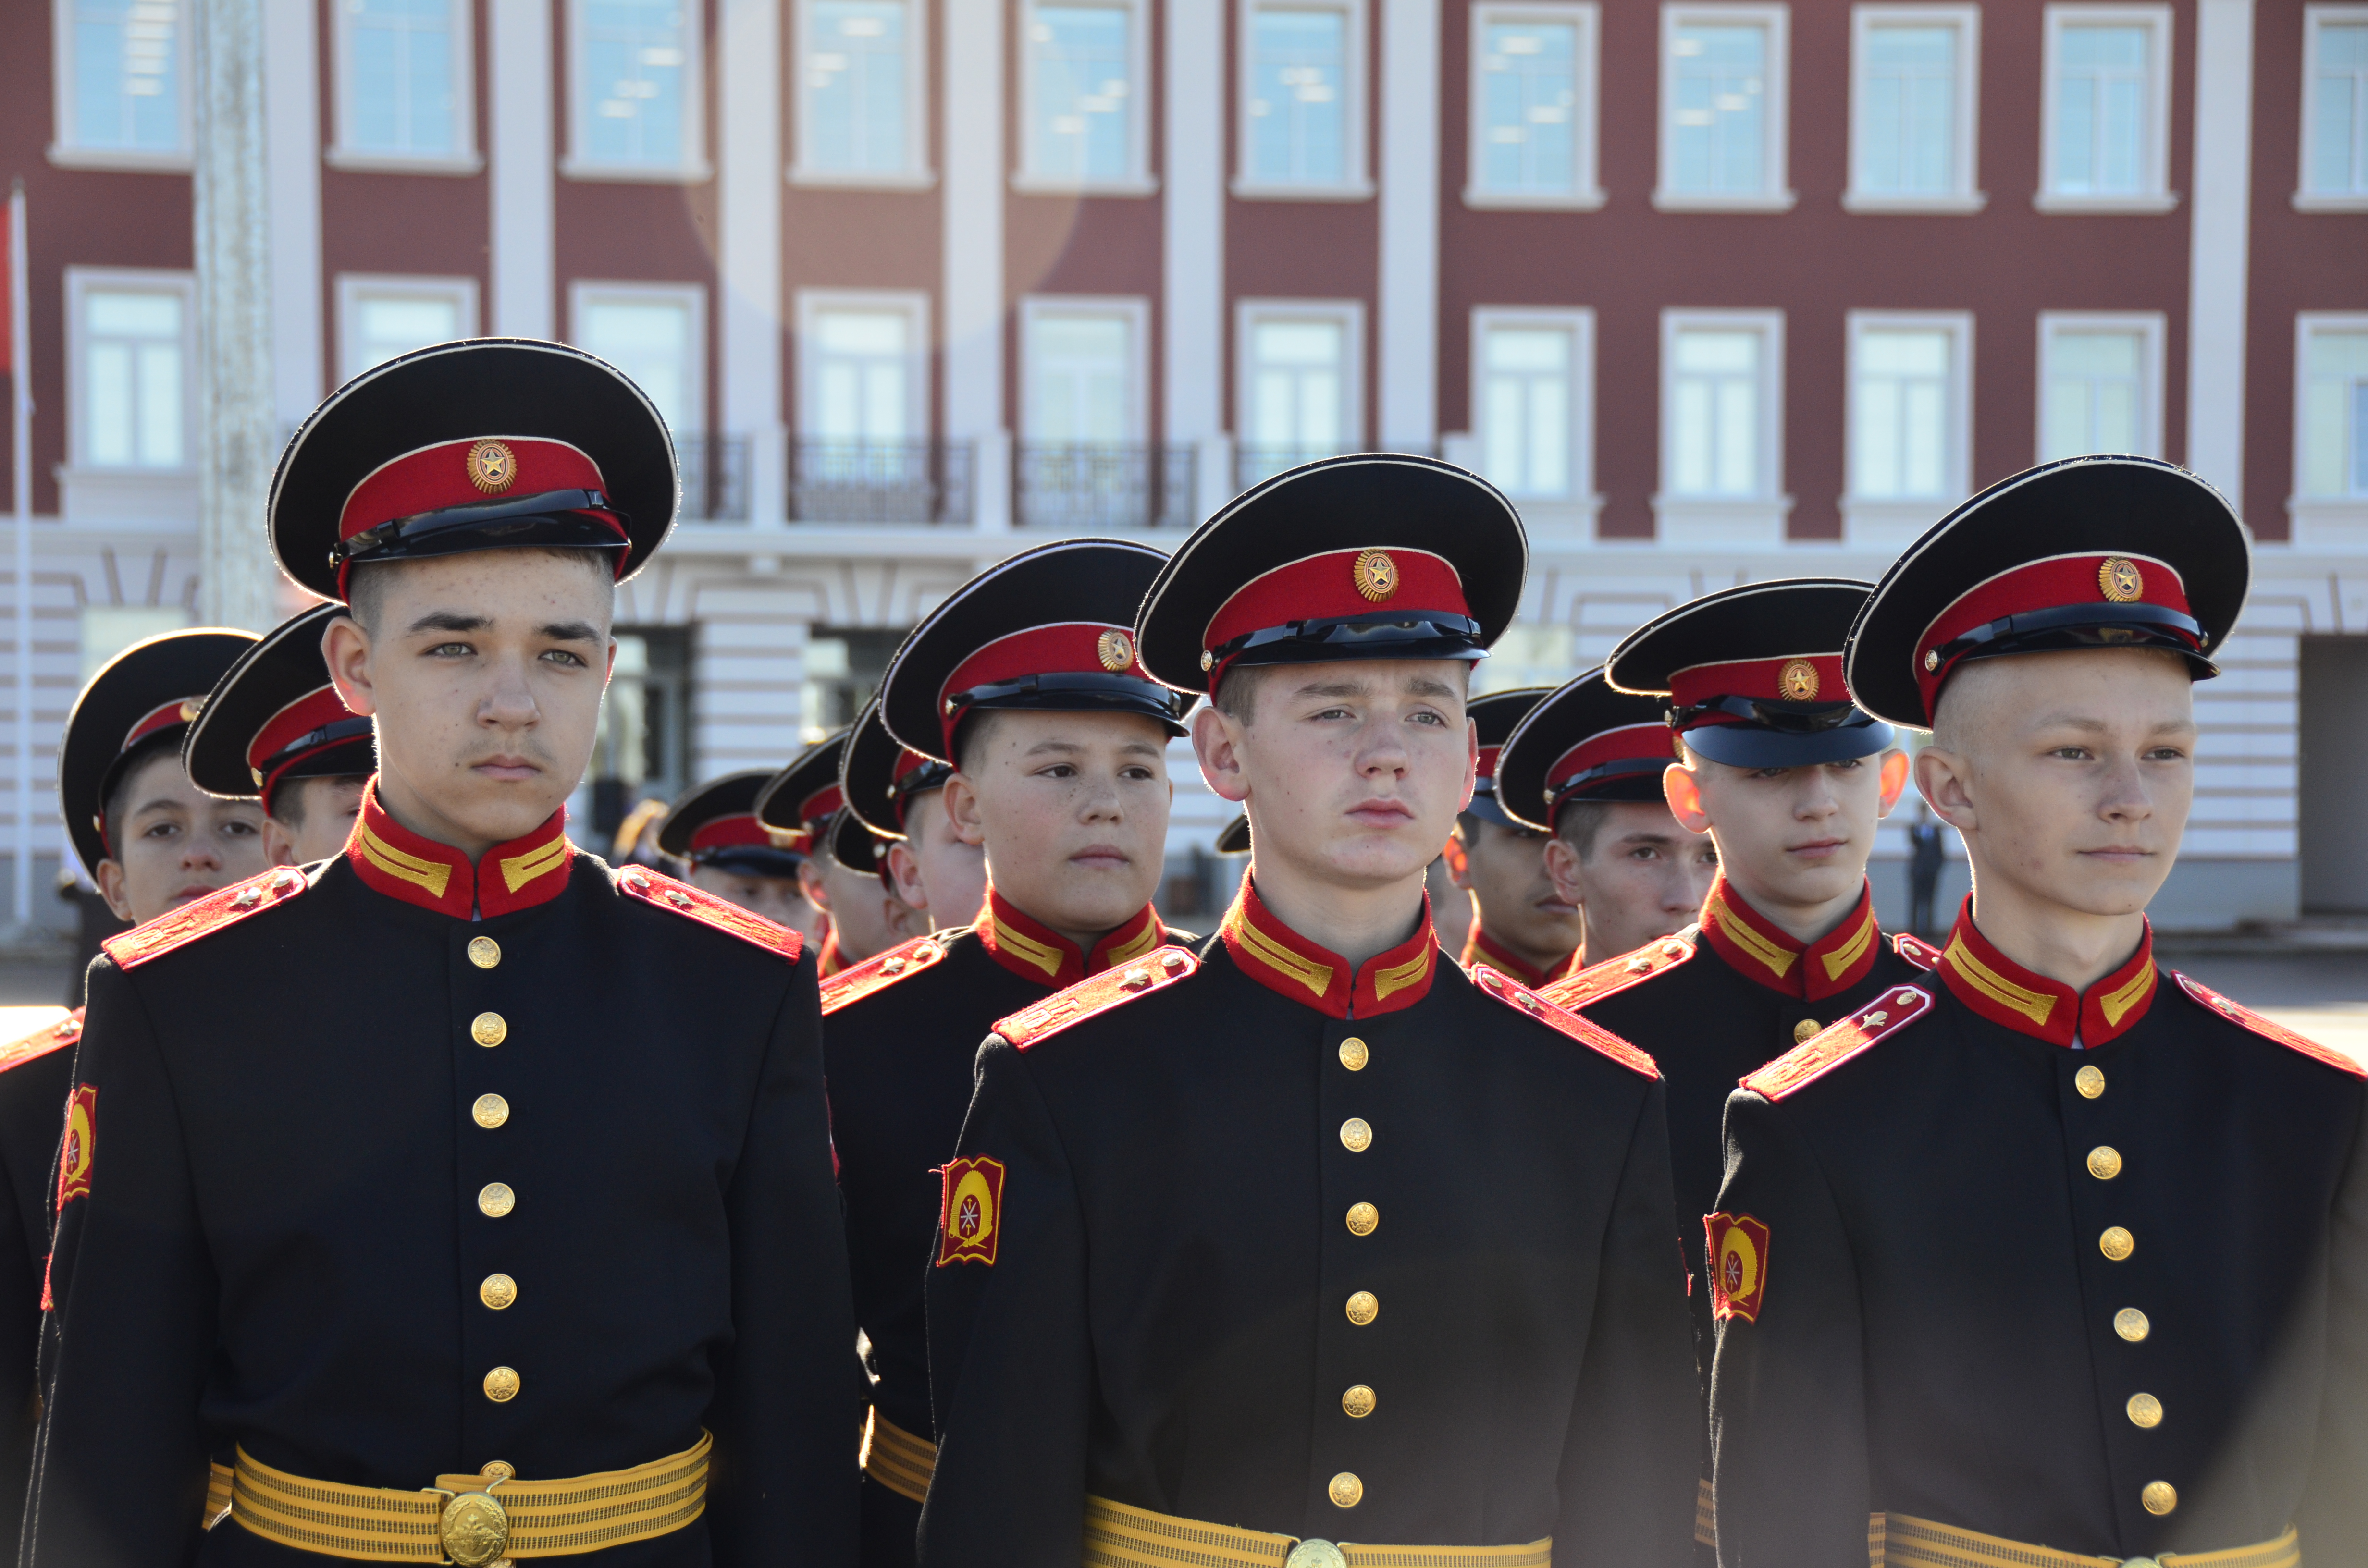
1472 965 1660 1079
1891 933 1942 971
617 867 805 962
103 869 308 971
56 1084 95 1213
1539 932 1696 1011
936 1155 1006 1266
1742 985 1935 1101
993 946 1199 1050
1705 1211 1770 1322
2175 971 2367 1080
820 933 948 1016
0 1009 81 1077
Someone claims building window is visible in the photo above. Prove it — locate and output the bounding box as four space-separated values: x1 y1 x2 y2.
1663 313 1781 499
1846 5 1981 211
1237 0 1371 198
1471 308 1593 502
67 269 193 471
2038 5 2173 211
331 0 477 172
792 0 929 186
796 291 930 441
572 283 707 434
566 0 707 180
2301 6 2368 209
2298 316 2368 500
50 0 190 167
1846 312 1971 507
2037 313 2164 461
1022 300 1146 441
1235 300 1365 485
1017 0 1150 192
1466 5 1601 209
1656 4 1792 210
336 274 481 382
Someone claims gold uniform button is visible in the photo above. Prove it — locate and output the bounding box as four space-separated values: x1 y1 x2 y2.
2127 1392 2163 1428
1327 1472 1363 1509
1341 1384 1376 1418
2087 1145 2123 1180
2142 1481 2178 1515
467 936 501 969
2115 1307 2150 1342
1339 1037 1369 1071
1344 1202 1379 1237
482 1366 520 1403
478 1182 515 1219
2100 1225 2134 1261
479 1460 515 1482
480 1273 517 1310
471 1012 507 1048
1345 1290 1379 1325
1339 1118 1372 1153
472 1094 509 1129
1792 1018 1819 1045
2076 1064 2106 1099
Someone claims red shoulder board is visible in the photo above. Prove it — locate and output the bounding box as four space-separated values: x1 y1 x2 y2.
0 1008 81 1076
1892 932 1942 971
1743 984 1934 1101
1472 965 1660 1079
617 867 804 961
103 868 308 971
821 933 950 1016
2175 972 2366 1080
994 946 1198 1051
1540 931 1695 1011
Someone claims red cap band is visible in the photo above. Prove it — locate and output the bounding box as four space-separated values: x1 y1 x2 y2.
123 696 207 754
689 814 777 854
339 436 628 560
249 686 357 774
1915 552 2193 713
1669 654 1846 730
795 784 844 829
1476 744 1502 784
1547 722 1676 797
1203 548 1471 664
938 622 1150 753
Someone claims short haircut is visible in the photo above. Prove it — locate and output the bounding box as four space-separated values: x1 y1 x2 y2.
1211 663 1271 725
951 708 1004 776
100 734 187 861
346 548 615 634
1554 799 1613 862
270 772 371 830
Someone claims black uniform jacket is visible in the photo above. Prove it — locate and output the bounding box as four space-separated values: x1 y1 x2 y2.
1709 906 2368 1568
25 793 860 1568
919 880 1701 1568
0 1011 80 1545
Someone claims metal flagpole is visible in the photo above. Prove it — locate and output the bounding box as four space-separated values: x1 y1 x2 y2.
9 183 30 939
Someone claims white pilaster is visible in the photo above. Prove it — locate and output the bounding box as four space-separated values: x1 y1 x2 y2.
943 0 1008 527
1165 0 1225 515
489 0 556 339
718 0 786 527
2185 0 2253 503
1377 0 1439 450
263 0 321 422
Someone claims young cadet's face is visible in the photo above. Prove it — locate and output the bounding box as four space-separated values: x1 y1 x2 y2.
689 863 825 940
1545 801 1720 961
946 711 1174 939
98 749 271 925
888 786 991 932
815 852 914 964
1667 749 1908 916
1916 649 2195 919
325 553 615 858
266 774 369 866
1200 660 1477 894
1450 817 1583 966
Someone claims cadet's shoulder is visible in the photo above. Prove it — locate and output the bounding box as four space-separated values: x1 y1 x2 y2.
609 863 806 964
991 946 1203 1053
0 1008 82 1078
102 867 313 972
2170 970 2367 1081
1469 964 1661 1079
1540 929 1697 1012
1891 931 1943 971
1740 981 1939 1102
820 930 962 1015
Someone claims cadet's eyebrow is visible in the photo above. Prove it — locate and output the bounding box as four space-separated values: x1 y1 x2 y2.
1292 679 1375 700
537 620 604 644
407 611 489 636
1404 676 1459 699
130 796 187 819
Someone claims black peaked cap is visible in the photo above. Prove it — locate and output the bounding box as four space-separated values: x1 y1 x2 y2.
1467 685 1552 828
752 730 850 834
1214 814 1251 855
657 769 806 878
1607 579 1875 694
63 628 259 877
1495 668 1673 832
185 604 375 804
829 701 950 840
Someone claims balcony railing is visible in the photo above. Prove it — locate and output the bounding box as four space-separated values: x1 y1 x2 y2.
677 433 750 522
1233 443 1437 491
789 439 974 525
1014 442 1197 529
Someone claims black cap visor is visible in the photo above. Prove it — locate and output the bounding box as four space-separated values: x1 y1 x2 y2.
949 672 1188 744
694 844 808 879
1680 710 1897 768
1216 612 1487 675
331 490 629 582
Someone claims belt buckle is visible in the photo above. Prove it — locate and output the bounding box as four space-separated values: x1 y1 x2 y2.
432 1469 513 1568
1285 1542 1348 1568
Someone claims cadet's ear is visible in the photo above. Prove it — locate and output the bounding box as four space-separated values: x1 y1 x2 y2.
322 615 376 718
1192 704 1250 805
942 773 988 848
1914 745 1977 836
1664 762 1713 835
1875 749 1912 816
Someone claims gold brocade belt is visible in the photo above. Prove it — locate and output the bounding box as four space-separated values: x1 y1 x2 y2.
862 1408 938 1505
227 1433 709 1565
1083 1494 1551 1568
1872 1513 2300 1568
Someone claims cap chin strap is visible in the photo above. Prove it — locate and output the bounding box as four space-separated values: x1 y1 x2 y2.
1928 600 2206 669
329 490 629 569
1669 696 1875 735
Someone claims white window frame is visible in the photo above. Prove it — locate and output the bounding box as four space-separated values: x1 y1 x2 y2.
793 288 933 440
327 0 482 175
48 0 194 171
1653 3 1795 212
1468 306 1598 516
2291 312 2368 544
2035 3 2175 213
561 0 712 183
789 0 935 189
334 273 481 384
1233 297 1368 457
1840 310 1973 546
569 281 710 432
1014 0 1156 194
2035 310 2165 462
1464 4 1603 210
1019 295 1152 443
1653 307 1790 546
59 266 199 523
2297 4 2368 211
1844 4 1983 213
1233 0 1375 201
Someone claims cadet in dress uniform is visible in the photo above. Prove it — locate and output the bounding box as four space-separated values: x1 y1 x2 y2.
821 699 987 937
184 603 379 866
1443 686 1584 987
1708 457 2366 1568
815 538 1194 1568
754 729 855 968
654 768 828 942
920 456 1700 1568
815 806 925 968
25 340 858 1568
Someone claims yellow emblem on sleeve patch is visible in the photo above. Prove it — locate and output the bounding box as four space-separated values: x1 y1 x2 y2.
937 1155 1007 1267
56 1084 96 1213
1705 1211 1770 1323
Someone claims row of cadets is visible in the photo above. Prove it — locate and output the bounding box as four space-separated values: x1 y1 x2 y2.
1440 686 1585 988
24 339 859 1567
814 537 1197 1568
750 725 930 973
1708 456 2368 1567
652 763 830 945
918 456 1702 1567
818 695 988 940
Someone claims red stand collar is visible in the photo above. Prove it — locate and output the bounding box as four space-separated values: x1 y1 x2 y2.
1461 926 1577 991
1934 897 2158 1048
974 885 1165 989
1221 876 1438 1020
344 781 575 918
1697 875 1883 1002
